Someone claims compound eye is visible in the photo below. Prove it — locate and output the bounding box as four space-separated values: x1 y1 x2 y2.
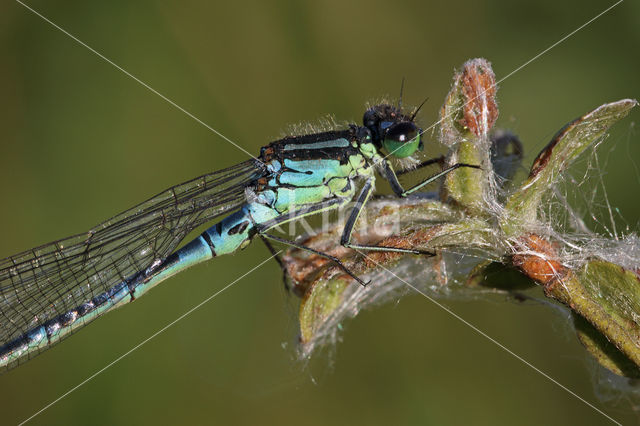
382 122 421 158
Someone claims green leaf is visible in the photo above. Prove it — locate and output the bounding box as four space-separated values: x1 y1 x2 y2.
578 260 640 342
543 259 640 372
573 313 640 378
299 276 351 348
502 99 638 237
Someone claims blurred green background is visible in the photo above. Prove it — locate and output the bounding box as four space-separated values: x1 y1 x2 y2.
1 0 639 424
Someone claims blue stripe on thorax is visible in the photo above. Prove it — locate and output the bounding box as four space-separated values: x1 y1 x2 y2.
283 137 350 151
279 158 345 187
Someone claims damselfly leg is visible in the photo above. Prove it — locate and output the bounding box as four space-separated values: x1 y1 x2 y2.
341 159 481 258
259 235 290 291
261 233 370 286
395 155 445 176
269 158 481 288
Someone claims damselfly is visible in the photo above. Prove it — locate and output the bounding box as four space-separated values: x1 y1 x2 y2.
0 102 477 370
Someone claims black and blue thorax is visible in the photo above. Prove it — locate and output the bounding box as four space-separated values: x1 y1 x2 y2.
202 128 378 256
255 128 378 209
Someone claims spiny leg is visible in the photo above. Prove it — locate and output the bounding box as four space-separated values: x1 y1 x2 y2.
260 232 369 286
342 161 481 256
258 234 291 291
382 160 481 197
395 155 445 177
256 198 351 286
404 163 481 195
340 179 434 256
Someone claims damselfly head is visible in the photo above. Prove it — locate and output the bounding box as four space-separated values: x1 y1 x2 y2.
363 103 423 158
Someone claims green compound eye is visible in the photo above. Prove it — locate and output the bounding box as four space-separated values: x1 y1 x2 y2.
382 122 421 158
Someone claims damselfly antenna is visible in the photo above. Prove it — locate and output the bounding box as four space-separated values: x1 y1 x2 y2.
410 97 429 121
398 77 405 110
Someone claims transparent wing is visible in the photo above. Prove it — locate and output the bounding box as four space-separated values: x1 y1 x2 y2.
0 160 265 346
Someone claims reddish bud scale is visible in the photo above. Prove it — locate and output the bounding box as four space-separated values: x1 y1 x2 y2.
512 234 566 286
460 59 498 137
